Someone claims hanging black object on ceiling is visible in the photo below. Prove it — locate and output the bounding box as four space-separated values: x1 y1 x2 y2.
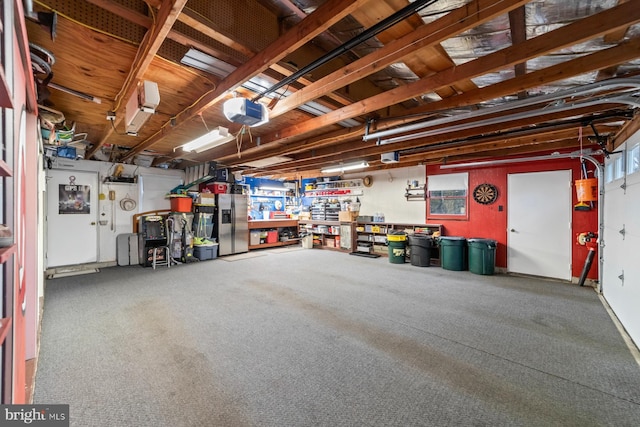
24 0 57 41
252 0 442 102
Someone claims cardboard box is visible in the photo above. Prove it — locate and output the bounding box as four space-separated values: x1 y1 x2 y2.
338 211 352 222
197 193 215 205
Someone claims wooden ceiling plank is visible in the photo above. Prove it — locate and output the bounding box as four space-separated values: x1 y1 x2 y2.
271 0 529 118
613 113 640 149
178 8 255 59
262 1 640 146
271 105 626 166
269 63 353 106
87 0 244 66
85 0 152 28
86 0 188 157
394 36 640 127
401 131 602 162
216 37 640 171
253 109 619 175
434 139 593 165
603 0 631 43
508 6 527 98
121 0 371 161
351 0 477 100
597 0 631 80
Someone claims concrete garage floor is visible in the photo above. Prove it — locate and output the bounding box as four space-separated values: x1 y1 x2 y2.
35 248 640 426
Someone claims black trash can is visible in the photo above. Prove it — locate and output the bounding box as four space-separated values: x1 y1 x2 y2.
408 234 433 267
439 236 468 271
467 238 497 275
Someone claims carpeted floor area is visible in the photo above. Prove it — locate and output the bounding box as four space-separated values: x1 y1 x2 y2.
34 249 640 426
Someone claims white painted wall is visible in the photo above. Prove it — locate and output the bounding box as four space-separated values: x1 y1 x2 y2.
603 130 640 347
48 157 184 264
345 165 426 223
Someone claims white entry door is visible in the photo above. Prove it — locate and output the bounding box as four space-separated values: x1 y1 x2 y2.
507 170 572 281
46 169 99 267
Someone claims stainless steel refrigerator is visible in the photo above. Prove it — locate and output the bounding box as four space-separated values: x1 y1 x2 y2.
216 194 249 255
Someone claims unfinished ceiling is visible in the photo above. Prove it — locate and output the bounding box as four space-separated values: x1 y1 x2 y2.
25 0 640 179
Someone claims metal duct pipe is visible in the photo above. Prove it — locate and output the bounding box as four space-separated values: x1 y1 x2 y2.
441 151 605 293
252 0 441 102
364 77 640 142
378 93 640 145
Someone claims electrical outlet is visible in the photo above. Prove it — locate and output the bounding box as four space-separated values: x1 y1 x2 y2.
106 112 116 121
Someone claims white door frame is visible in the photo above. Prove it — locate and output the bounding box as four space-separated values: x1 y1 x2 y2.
45 169 99 267
507 170 572 281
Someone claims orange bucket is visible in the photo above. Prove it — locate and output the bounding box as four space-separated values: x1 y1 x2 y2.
575 178 598 202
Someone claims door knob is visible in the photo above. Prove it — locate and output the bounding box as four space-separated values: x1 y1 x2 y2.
510 229 516 232
91 222 96 225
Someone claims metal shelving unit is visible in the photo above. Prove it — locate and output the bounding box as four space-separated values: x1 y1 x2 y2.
304 179 364 198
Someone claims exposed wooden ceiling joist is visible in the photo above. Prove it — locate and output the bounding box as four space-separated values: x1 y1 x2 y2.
27 0 640 179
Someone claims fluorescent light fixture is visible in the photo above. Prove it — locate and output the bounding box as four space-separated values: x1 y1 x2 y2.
181 126 234 153
321 161 369 174
298 101 360 128
259 186 287 192
181 48 236 78
240 156 293 168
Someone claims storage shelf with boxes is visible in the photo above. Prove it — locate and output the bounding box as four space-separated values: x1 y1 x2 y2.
298 220 356 252
355 222 442 262
248 219 299 250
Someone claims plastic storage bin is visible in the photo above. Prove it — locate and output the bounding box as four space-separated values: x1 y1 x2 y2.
170 197 192 213
193 244 218 261
250 231 261 246
467 238 497 275
408 234 433 267
266 230 278 243
439 236 468 271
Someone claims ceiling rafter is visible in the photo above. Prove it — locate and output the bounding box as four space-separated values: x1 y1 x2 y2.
120 0 372 161
270 0 529 118
27 1 640 179
238 1 640 153
508 5 527 99
205 35 640 173
252 106 627 175
86 0 188 158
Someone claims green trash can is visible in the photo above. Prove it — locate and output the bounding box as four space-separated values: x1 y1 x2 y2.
467 238 497 275
387 232 407 264
439 236 468 271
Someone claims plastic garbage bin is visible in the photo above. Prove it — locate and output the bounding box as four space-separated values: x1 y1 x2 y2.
408 234 433 267
439 236 468 271
467 238 497 275
301 234 313 249
387 232 407 264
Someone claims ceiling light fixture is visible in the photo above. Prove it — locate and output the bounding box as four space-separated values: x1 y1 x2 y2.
180 126 234 153
259 185 287 192
321 161 369 174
